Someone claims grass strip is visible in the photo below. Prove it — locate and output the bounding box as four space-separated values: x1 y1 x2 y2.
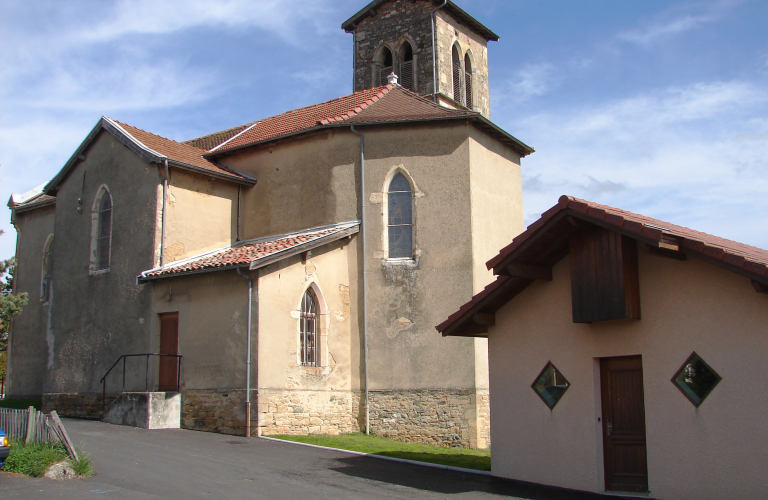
271 433 491 471
2 441 68 477
1 441 95 478
0 398 42 410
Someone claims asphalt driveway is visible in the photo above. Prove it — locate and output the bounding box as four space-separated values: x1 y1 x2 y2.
0 419 638 499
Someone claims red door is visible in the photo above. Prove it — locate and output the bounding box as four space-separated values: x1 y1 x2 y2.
159 312 179 391
600 356 648 493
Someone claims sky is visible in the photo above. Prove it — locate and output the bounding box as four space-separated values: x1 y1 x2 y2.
1 0 766 260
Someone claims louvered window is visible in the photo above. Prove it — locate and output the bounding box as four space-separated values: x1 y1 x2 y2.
400 61 414 90
97 192 112 270
388 173 413 259
299 289 317 367
464 54 473 110
379 47 394 86
452 46 463 104
399 42 415 91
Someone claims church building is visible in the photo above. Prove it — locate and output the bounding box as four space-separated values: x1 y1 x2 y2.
7 0 532 449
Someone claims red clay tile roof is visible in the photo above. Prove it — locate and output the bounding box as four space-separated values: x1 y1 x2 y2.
437 195 768 336
112 120 253 183
209 85 479 155
183 123 254 150
139 222 359 282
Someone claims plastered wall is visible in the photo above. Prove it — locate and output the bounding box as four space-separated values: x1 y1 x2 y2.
488 247 768 499
163 169 238 263
6 204 55 398
44 131 159 395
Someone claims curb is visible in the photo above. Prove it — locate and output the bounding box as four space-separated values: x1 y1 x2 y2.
259 436 492 476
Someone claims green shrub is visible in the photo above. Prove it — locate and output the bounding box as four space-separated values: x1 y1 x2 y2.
0 398 42 410
71 451 94 477
2 441 68 477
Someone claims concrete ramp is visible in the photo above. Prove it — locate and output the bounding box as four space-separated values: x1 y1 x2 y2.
102 392 181 429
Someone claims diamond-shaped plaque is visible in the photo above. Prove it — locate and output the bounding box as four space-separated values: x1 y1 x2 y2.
672 352 721 407
532 362 570 409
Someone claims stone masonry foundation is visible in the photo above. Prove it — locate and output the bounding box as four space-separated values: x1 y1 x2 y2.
43 392 117 420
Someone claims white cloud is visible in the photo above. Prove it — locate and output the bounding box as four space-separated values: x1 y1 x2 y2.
498 63 556 104
511 80 768 248
618 14 716 45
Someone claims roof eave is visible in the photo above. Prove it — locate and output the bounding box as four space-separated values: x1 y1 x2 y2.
138 223 360 284
341 0 499 42
44 117 166 196
168 159 257 185
10 197 56 214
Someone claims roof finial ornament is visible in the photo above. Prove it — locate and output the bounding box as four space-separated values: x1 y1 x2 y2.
387 72 399 85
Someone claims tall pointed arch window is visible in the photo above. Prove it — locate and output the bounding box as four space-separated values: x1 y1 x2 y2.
452 45 463 103
41 235 53 301
399 42 415 91
387 173 413 259
97 192 113 270
464 53 474 110
379 47 394 86
299 289 317 367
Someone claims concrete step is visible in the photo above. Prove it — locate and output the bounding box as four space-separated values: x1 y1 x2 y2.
102 392 181 429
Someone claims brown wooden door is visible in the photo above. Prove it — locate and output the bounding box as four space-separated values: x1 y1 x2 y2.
159 312 179 391
600 356 648 493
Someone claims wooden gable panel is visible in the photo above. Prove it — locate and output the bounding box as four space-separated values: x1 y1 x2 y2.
570 226 641 323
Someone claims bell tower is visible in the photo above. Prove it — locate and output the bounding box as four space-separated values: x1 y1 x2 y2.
342 0 498 119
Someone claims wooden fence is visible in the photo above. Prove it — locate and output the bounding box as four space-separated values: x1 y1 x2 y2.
0 407 79 460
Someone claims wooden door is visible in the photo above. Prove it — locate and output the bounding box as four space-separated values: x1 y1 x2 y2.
159 312 179 391
600 356 648 493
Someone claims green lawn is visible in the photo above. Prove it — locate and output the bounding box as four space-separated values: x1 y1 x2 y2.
0 398 42 410
270 433 491 471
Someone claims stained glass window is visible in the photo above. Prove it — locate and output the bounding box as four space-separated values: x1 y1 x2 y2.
532 362 570 409
300 289 317 367
672 352 721 407
97 192 112 270
388 173 412 259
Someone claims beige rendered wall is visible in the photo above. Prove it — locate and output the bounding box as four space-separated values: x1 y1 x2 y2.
163 169 238 263
6 204 56 398
436 11 491 117
467 128 524 394
487 247 768 499
256 239 358 392
361 122 479 391
222 130 359 240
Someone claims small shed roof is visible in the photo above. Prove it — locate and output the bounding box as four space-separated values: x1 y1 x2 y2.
437 195 768 337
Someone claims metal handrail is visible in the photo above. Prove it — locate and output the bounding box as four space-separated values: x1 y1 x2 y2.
100 353 182 413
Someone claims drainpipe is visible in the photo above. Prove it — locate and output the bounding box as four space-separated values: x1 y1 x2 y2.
236 185 242 242
350 125 369 436
236 267 254 437
160 159 169 268
352 29 357 92
431 0 448 102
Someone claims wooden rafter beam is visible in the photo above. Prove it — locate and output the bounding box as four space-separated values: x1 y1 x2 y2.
752 280 768 294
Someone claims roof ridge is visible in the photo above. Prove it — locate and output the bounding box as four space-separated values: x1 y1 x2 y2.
319 85 394 124
183 122 255 147
111 119 207 154
395 84 479 114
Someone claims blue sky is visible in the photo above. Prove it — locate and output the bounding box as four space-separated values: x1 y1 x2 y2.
1 0 766 260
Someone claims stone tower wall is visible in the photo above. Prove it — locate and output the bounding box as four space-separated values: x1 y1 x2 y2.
351 0 492 118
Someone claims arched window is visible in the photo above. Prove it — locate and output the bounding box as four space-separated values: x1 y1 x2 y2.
379 47 394 86
41 234 53 301
399 42 414 91
299 289 317 367
387 173 413 259
90 187 113 273
452 45 463 104
464 53 473 110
